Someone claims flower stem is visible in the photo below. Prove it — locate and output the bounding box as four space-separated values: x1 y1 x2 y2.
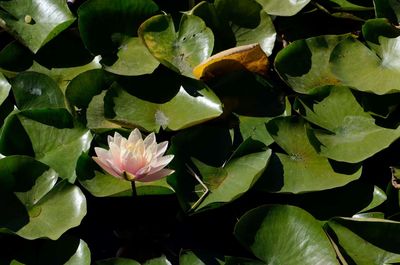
131 181 137 198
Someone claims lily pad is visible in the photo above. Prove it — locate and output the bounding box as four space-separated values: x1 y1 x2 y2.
78 0 158 61
274 34 349 93
238 116 274 146
65 69 116 109
103 37 160 76
139 14 214 77
11 71 65 110
0 0 75 53
0 236 90 265
0 72 10 105
28 57 101 92
297 86 400 162
16 181 87 240
255 0 311 16
330 36 400 94
192 149 271 212
362 18 400 53
327 217 400 264
234 205 339 265
258 117 362 193
79 170 174 197
191 0 276 55
18 111 92 182
106 79 222 132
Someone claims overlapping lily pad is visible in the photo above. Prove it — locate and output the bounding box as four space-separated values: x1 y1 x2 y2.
11 71 65 110
78 0 159 75
297 86 400 162
139 14 214 77
0 72 10 105
274 34 349 93
191 148 271 212
0 156 86 240
190 0 276 55
105 79 222 132
330 35 400 94
327 217 400 264
0 110 93 182
0 0 75 53
235 205 339 265
258 117 361 193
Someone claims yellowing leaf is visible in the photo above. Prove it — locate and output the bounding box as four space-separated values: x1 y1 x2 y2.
193 43 269 80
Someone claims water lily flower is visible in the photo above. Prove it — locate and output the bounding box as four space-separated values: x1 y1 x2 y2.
93 129 174 182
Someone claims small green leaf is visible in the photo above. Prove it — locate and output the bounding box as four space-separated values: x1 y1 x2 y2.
235 205 339 265
139 14 214 77
0 0 75 53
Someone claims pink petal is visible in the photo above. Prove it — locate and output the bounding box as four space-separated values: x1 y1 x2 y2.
155 141 168 157
128 128 142 144
94 147 112 161
124 152 147 175
143 132 156 148
92 156 123 179
136 168 175 182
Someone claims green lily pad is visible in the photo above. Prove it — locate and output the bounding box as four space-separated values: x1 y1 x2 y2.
11 71 65 110
87 91 121 131
255 0 311 16
0 41 33 71
78 0 159 74
374 0 400 23
192 149 271 212
16 181 87 240
330 36 400 94
258 117 362 193
139 14 214 77
234 205 339 265
28 57 101 92
327 217 400 264
1 236 90 265
0 0 75 53
0 72 10 105
190 0 276 55
297 86 400 162
362 18 400 53
106 79 222 132
274 34 349 93
79 170 174 197
65 69 116 109
103 37 160 76
0 155 49 231
18 111 92 182
324 0 374 11
359 186 387 213
238 116 274 146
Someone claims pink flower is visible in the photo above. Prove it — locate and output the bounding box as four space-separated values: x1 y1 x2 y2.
93 129 174 182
